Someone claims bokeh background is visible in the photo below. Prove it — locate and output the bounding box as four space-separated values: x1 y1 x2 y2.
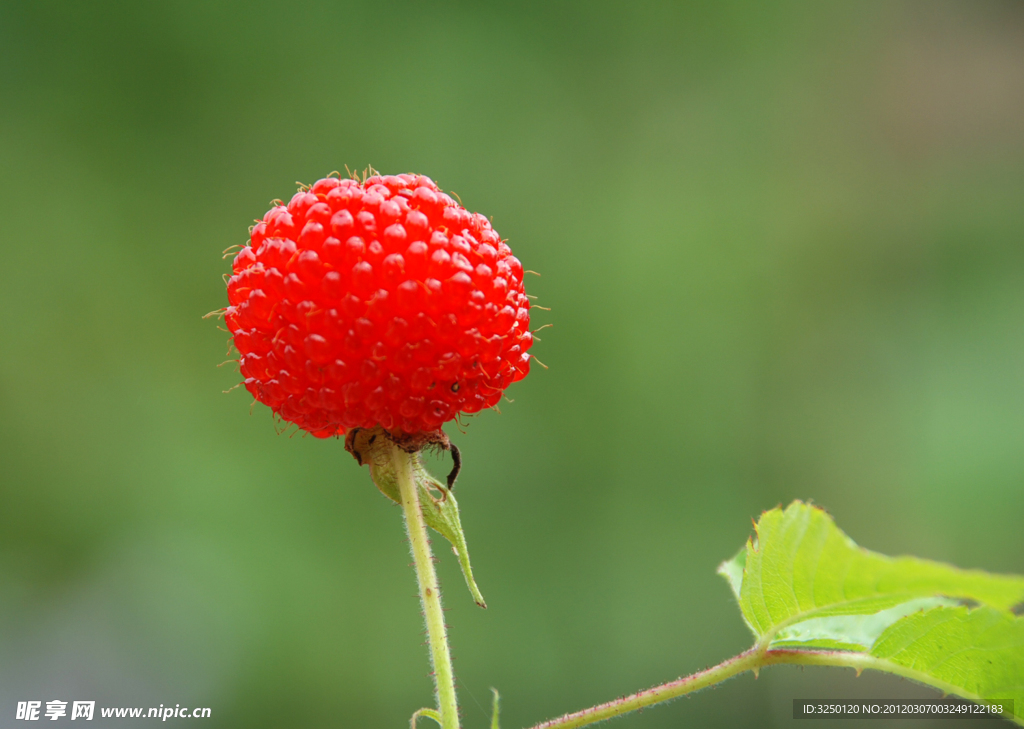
2 1 1023 727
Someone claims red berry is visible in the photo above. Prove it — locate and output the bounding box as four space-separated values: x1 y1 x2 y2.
226 174 533 438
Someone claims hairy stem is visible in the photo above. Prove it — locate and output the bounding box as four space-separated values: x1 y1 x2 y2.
524 647 984 729
525 647 762 729
394 443 460 729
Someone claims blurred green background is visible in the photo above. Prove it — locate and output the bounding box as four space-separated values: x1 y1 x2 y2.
2 1 1023 727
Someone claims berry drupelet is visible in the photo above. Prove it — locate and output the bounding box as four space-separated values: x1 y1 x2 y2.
225 173 532 438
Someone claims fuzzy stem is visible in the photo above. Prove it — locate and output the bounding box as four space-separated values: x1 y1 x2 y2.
394 443 460 729
523 647 984 729
525 647 762 729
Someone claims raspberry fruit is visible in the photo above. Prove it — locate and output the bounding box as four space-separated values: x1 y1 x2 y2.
225 173 533 438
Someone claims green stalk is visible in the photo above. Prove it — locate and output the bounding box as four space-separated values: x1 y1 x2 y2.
525 647 762 729
524 647 991 729
393 442 460 729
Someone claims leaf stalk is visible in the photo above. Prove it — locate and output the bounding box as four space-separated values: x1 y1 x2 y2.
523 646 1005 729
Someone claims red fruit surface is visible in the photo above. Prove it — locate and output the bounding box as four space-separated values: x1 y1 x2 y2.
225 173 532 438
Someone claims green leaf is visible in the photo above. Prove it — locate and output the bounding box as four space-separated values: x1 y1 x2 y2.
720 501 1024 724
769 596 959 651
871 605 1024 724
718 501 1024 647
365 441 486 608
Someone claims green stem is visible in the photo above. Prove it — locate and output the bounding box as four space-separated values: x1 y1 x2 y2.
525 647 762 729
523 647 986 729
394 443 461 729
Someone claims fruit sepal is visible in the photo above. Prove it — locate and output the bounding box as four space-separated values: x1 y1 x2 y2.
346 427 486 608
